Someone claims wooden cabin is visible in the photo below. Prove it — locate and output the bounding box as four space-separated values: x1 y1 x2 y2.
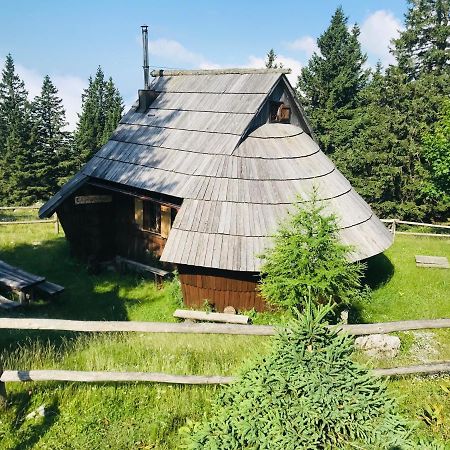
39 68 393 311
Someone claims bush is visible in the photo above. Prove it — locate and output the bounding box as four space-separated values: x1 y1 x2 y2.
182 301 412 449
259 193 365 310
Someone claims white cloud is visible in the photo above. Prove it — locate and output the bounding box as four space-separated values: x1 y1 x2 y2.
286 36 319 58
51 74 86 130
147 37 303 84
0 58 86 131
247 55 302 85
359 10 403 67
149 38 218 69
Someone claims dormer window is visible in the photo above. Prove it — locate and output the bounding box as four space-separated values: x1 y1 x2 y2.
269 101 291 123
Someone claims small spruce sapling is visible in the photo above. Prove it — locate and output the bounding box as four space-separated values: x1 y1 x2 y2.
259 192 365 311
182 299 413 449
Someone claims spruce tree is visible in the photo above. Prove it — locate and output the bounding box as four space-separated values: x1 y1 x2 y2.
333 66 410 219
259 193 364 311
30 75 71 198
308 3 450 221
185 302 413 449
296 7 368 155
101 77 123 145
74 67 123 169
386 0 450 218
0 54 33 205
265 49 282 69
337 65 449 220
393 0 450 79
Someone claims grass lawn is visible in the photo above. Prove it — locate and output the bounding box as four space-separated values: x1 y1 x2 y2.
0 222 449 448
358 234 450 322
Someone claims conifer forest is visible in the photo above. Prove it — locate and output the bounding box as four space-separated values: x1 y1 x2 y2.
0 63 123 206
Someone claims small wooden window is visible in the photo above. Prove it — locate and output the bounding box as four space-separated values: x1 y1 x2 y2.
135 198 178 237
134 198 144 228
143 201 161 233
269 101 291 123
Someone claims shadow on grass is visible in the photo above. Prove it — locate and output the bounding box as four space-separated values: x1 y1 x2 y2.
8 391 59 450
0 237 161 349
364 253 395 290
348 253 395 324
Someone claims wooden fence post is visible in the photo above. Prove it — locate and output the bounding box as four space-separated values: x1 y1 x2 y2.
54 215 59 234
0 368 7 409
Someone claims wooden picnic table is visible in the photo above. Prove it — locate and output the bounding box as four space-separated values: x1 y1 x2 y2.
0 260 45 303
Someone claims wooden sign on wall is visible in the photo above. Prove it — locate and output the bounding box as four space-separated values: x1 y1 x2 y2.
75 195 112 205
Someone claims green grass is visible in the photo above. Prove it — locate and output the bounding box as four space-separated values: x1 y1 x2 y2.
1 224 450 448
0 222 271 449
356 234 450 322
0 333 270 449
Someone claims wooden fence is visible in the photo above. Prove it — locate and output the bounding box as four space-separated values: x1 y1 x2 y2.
1 316 450 405
382 219 450 237
0 206 59 233
2 317 450 336
2 362 450 387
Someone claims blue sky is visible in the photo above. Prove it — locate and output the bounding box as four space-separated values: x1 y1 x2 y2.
0 0 408 128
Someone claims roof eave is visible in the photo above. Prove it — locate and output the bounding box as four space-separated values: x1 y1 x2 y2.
38 172 89 218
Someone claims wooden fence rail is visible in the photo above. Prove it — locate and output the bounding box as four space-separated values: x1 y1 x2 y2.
0 370 234 385
1 362 450 387
0 206 41 211
0 213 59 233
381 218 450 238
381 219 450 230
1 318 450 336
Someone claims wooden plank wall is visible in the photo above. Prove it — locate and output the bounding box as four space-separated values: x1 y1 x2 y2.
178 265 267 312
57 185 115 261
58 187 168 264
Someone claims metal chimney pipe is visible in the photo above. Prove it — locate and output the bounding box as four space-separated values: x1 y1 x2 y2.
141 25 149 89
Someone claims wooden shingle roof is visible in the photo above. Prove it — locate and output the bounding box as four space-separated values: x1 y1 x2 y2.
40 69 392 271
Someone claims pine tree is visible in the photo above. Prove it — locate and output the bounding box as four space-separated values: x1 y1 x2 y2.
101 77 123 145
259 193 365 311
30 75 71 198
333 66 407 219
0 54 33 205
73 67 123 169
185 302 413 449
296 7 368 155
265 49 283 69
393 0 450 79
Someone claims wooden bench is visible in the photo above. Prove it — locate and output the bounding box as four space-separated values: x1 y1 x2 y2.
173 309 250 325
415 255 449 269
0 260 45 303
0 294 20 310
115 256 172 285
35 281 65 298
0 259 64 303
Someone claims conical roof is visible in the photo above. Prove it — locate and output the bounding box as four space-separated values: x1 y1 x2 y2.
161 123 392 270
39 69 392 272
